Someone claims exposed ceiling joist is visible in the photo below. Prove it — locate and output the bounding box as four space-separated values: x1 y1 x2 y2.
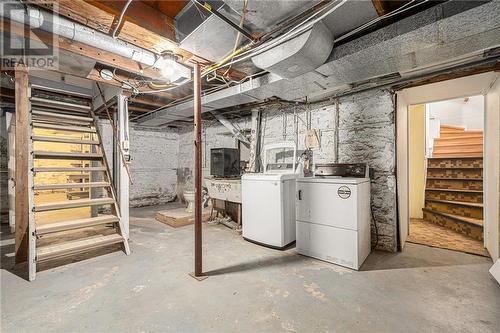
28 0 187 57
84 0 177 41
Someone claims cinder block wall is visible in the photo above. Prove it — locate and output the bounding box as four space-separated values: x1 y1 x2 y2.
177 88 397 251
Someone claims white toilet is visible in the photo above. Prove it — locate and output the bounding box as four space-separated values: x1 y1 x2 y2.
183 190 195 213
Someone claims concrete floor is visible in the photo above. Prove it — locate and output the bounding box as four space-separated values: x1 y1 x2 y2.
1 204 499 332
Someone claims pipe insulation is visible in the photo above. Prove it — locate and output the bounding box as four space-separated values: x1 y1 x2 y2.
1 1 157 67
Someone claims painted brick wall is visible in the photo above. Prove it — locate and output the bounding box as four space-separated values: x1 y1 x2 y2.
99 120 179 207
176 88 397 251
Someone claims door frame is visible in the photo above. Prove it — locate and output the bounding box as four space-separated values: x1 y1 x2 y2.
396 72 499 259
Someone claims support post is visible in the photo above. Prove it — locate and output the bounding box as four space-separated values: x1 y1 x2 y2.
116 94 130 238
14 66 29 265
193 62 204 279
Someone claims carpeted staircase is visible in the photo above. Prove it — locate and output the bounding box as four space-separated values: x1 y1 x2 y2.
422 125 483 241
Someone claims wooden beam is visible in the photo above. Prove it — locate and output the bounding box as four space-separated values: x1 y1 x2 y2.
14 65 29 265
85 0 176 41
29 0 186 56
371 0 409 16
129 96 172 108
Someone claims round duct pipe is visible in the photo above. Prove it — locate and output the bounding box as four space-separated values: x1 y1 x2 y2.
1 3 158 67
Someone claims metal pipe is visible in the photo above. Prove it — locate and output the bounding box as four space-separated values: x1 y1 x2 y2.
111 0 133 39
1 1 157 66
193 62 203 278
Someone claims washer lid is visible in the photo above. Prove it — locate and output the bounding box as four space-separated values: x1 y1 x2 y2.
242 173 298 181
297 176 370 184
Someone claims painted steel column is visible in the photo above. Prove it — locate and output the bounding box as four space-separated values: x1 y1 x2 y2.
194 62 203 277
117 94 130 239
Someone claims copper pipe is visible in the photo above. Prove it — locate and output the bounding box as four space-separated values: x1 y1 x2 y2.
193 62 203 277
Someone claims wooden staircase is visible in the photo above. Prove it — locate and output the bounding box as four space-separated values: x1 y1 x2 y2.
432 125 483 158
423 157 483 241
27 89 130 280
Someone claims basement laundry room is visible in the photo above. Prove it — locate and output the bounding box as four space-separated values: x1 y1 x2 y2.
1 1 500 332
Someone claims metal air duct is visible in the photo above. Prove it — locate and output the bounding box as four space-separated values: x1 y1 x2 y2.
251 21 333 79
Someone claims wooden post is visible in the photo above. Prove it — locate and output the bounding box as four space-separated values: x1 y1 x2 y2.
14 65 29 265
192 62 205 280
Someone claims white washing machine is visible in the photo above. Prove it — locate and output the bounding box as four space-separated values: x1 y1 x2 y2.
296 176 371 270
242 141 297 249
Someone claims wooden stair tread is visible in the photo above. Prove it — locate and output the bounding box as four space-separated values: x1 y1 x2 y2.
433 142 483 148
440 125 465 130
36 233 123 261
425 198 483 208
34 182 110 190
30 97 90 111
426 177 482 181
422 208 483 227
37 215 120 235
32 110 93 122
32 122 96 133
32 135 99 145
436 134 483 140
427 166 482 170
426 187 482 193
427 156 483 160
33 166 106 172
432 152 483 158
35 197 115 212
33 151 103 160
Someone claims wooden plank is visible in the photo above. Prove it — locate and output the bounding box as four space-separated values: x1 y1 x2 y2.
32 110 93 122
31 136 100 145
30 97 90 111
33 166 106 172
33 151 103 160
32 122 96 133
34 182 110 190
155 207 211 228
35 197 115 212
36 215 119 235
38 0 185 55
36 233 123 261
14 65 30 265
85 0 177 41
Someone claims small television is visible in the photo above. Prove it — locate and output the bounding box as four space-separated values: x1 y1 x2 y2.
210 148 240 177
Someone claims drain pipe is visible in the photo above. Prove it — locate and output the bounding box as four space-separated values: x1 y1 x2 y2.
1 1 157 67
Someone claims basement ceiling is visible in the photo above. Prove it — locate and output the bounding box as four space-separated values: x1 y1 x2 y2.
3 0 448 124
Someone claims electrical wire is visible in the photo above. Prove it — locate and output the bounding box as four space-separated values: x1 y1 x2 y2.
111 0 133 38
202 0 426 77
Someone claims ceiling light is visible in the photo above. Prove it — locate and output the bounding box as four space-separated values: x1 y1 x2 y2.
155 51 191 83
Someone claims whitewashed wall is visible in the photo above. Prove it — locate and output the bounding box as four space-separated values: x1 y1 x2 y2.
99 120 179 207
176 88 398 251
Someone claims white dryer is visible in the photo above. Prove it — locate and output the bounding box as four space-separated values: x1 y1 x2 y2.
242 141 297 249
296 176 371 270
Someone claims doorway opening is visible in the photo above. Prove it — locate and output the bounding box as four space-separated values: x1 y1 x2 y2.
396 72 499 262
407 96 488 256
